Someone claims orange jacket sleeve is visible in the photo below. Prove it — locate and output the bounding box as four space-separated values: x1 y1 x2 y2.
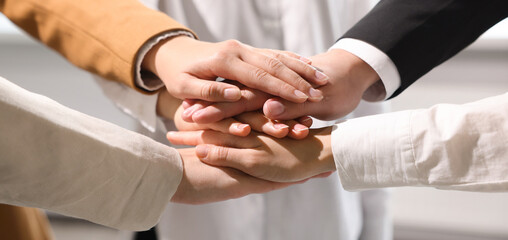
0 0 196 93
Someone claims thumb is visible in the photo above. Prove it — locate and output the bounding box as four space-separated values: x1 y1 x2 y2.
263 98 316 120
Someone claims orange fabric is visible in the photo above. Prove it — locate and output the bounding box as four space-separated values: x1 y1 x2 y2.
0 0 196 93
0 204 53 240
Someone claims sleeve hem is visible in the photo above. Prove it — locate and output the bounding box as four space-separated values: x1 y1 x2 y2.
330 38 401 101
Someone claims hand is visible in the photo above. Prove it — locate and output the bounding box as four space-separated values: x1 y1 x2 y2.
157 86 312 139
170 148 300 204
167 127 336 182
178 105 313 139
179 49 380 122
142 36 329 103
262 49 381 120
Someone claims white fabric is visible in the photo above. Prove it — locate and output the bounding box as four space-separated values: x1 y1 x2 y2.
332 93 508 192
331 38 401 101
96 1 392 239
0 76 182 231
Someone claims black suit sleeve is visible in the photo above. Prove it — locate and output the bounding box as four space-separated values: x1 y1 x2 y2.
341 0 508 98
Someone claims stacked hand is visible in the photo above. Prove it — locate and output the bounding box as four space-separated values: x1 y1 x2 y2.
147 36 380 204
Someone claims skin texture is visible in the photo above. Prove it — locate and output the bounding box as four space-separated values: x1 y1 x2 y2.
157 89 312 139
167 127 336 182
182 49 380 123
170 148 299 204
142 36 329 103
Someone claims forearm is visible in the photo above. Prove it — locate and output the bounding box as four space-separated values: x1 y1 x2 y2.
0 0 195 92
0 77 182 230
333 93 508 192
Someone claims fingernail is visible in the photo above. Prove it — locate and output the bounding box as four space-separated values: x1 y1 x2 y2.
196 145 209 158
293 124 309 132
273 123 289 130
308 88 323 101
236 123 249 130
294 90 308 100
300 116 312 124
182 101 191 109
183 105 197 117
224 88 241 100
299 56 312 64
266 100 285 116
315 70 329 84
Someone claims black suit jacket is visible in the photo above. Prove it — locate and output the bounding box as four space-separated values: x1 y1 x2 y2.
341 0 508 98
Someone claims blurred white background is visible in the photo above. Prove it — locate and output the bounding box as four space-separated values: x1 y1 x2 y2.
1 14 508 240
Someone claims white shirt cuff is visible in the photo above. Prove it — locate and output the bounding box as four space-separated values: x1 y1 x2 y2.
330 38 401 101
331 110 419 191
94 77 161 132
135 30 196 92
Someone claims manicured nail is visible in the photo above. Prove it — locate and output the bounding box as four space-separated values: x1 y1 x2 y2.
315 70 329 84
308 88 323 101
293 124 309 132
196 145 209 158
300 116 312 124
236 123 249 130
266 100 285 116
183 105 199 117
182 101 192 109
299 56 312 64
273 123 289 130
294 90 308 100
224 88 241 100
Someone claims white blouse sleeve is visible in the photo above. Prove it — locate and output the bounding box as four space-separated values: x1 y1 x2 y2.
332 93 508 192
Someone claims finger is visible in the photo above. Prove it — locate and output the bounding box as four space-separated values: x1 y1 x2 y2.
279 120 309 140
182 99 195 109
191 87 270 124
297 116 313 127
240 51 324 102
262 50 329 90
235 111 289 138
167 131 249 147
181 101 209 122
265 49 313 65
170 77 241 102
177 116 251 137
263 98 317 120
196 144 255 175
219 58 309 103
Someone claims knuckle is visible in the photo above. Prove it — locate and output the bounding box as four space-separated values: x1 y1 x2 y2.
265 57 284 73
251 68 270 82
214 146 230 161
270 52 284 60
212 51 230 62
222 39 242 50
242 154 261 170
200 83 221 99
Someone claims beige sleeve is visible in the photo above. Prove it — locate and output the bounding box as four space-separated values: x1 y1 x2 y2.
0 76 182 230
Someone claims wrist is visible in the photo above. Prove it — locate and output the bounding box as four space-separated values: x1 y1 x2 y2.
156 89 182 120
141 35 195 79
329 49 379 94
313 127 336 173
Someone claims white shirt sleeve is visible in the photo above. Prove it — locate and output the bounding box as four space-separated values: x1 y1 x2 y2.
135 30 196 92
331 92 508 192
330 38 401 101
94 76 164 133
0 77 182 231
